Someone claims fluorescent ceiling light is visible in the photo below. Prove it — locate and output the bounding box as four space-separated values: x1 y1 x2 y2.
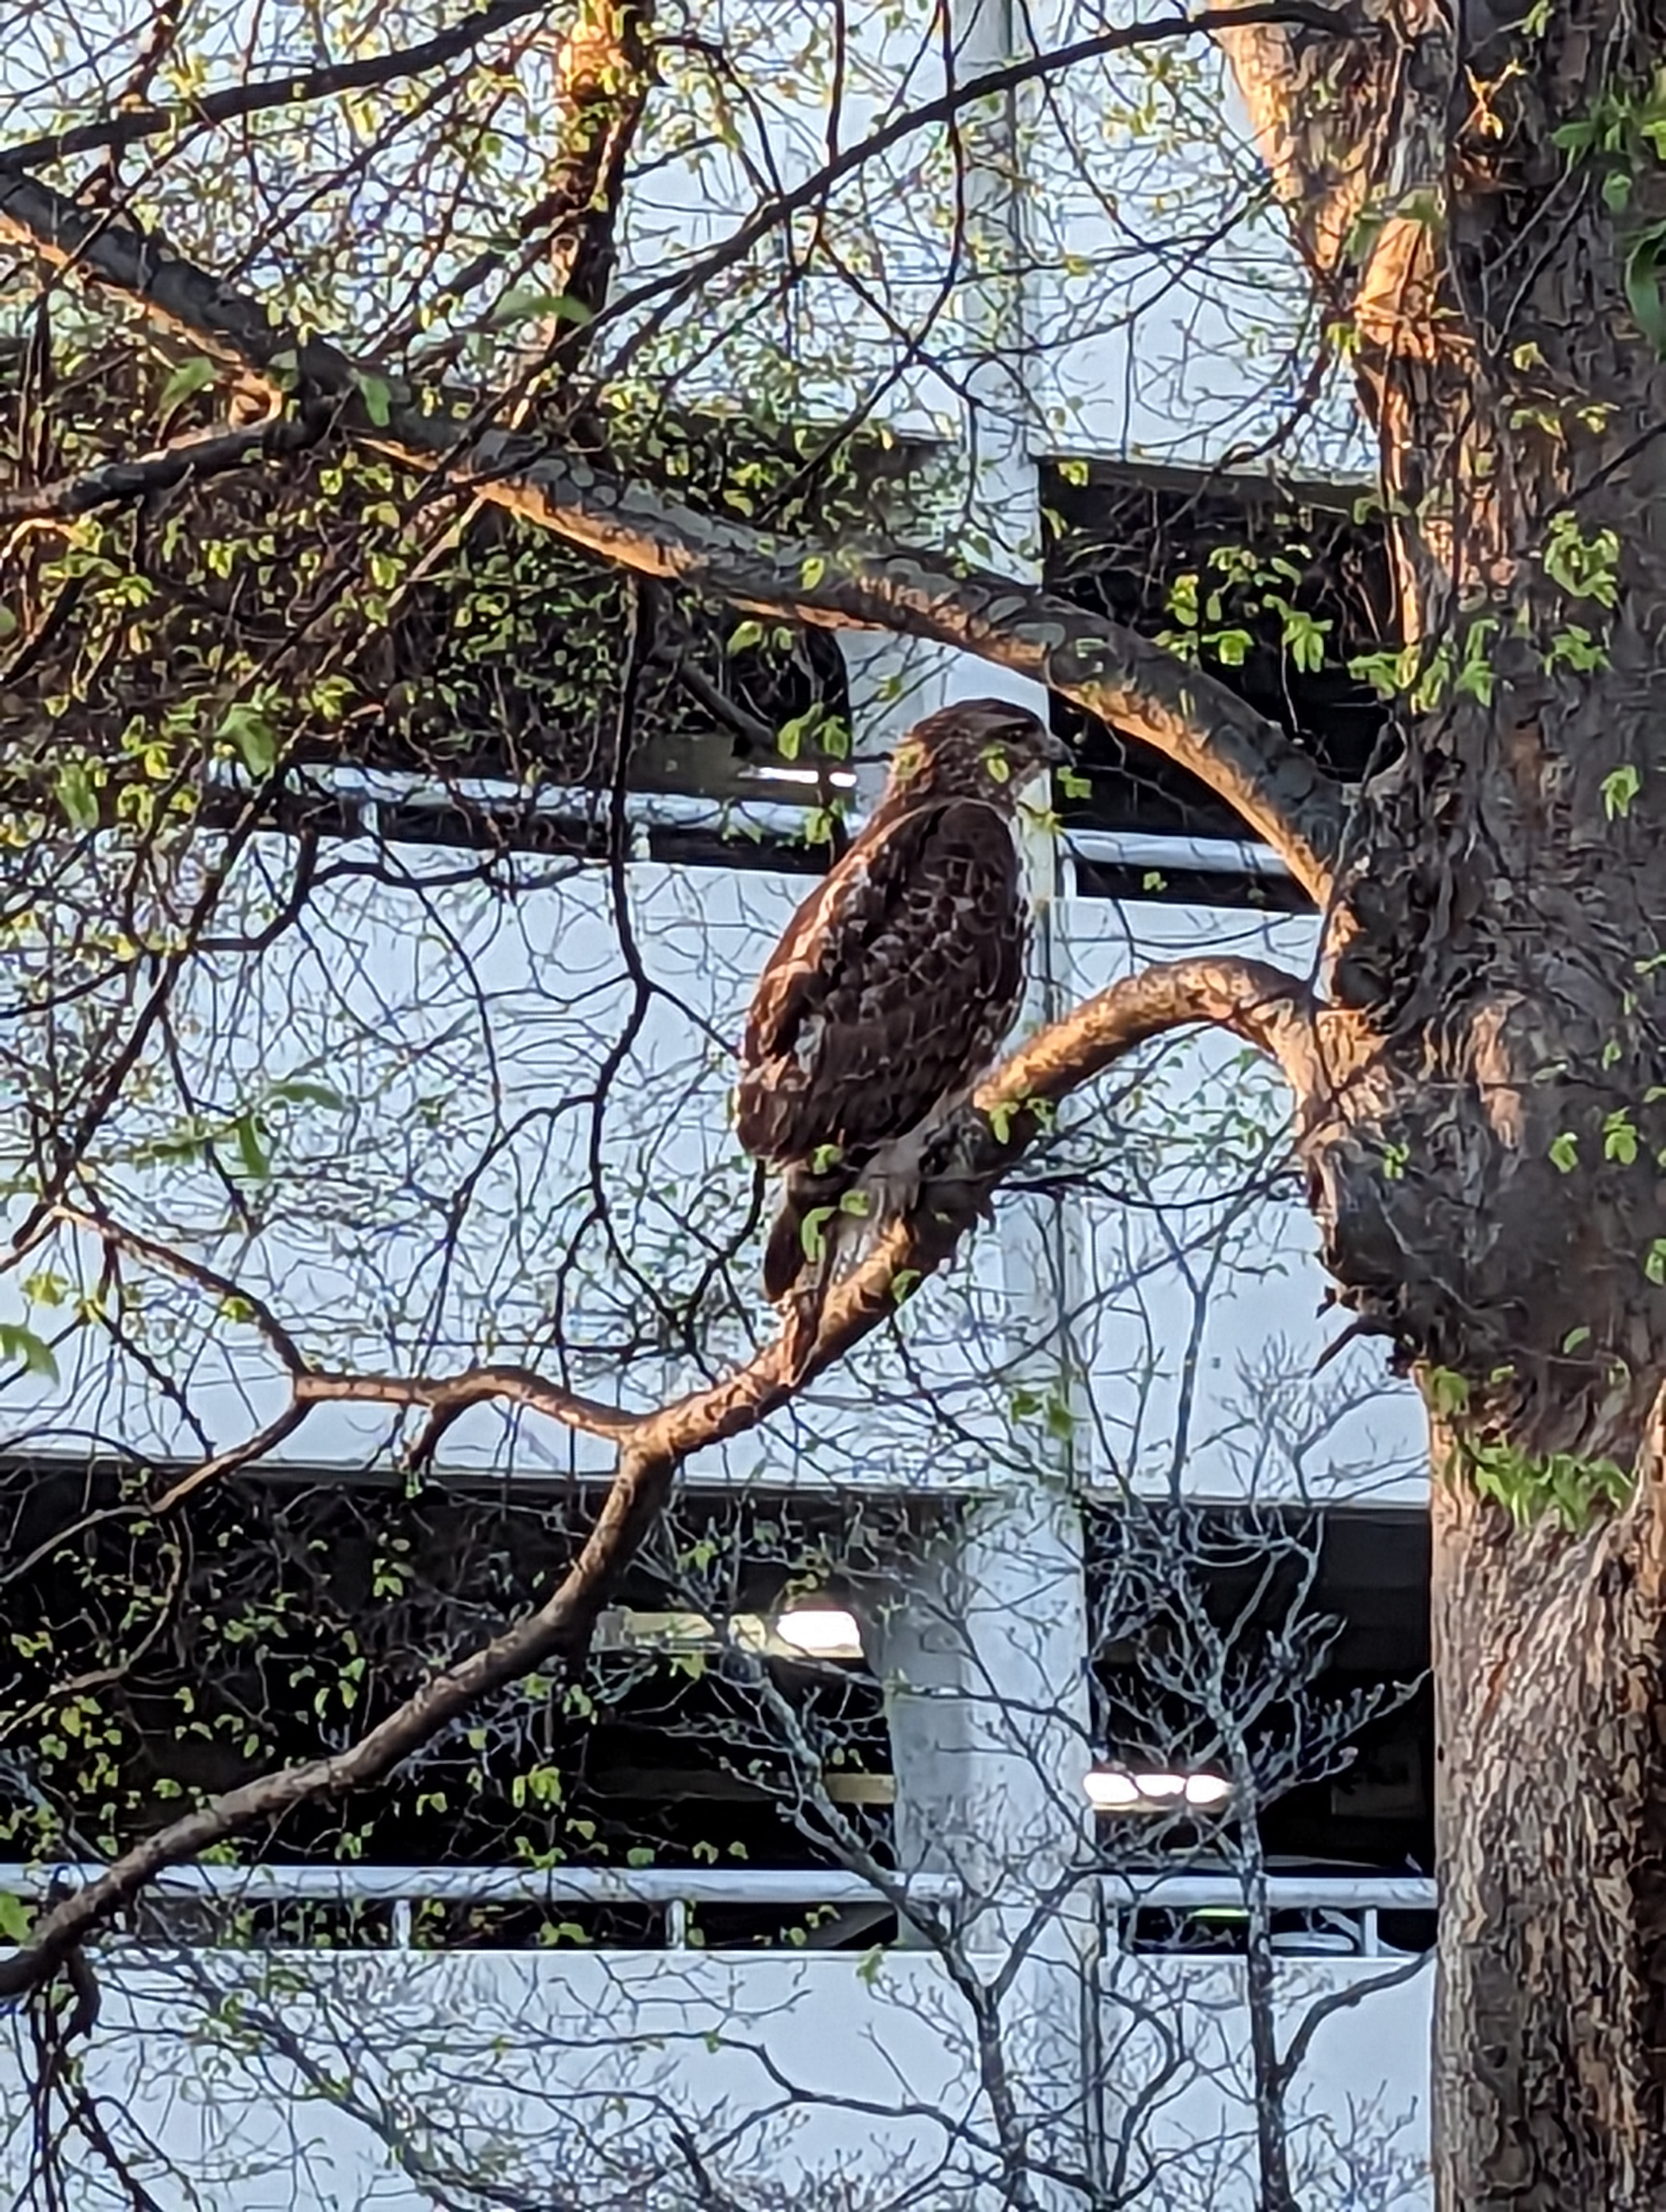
743 767 859 790
1085 1767 1233 1814
593 1605 866 1663
774 1605 864 1660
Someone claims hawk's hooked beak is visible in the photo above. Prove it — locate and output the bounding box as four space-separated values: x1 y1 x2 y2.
1017 728 1074 811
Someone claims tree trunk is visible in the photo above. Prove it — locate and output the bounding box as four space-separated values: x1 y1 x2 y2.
1217 0 1666 2200
1431 1437 1666 2208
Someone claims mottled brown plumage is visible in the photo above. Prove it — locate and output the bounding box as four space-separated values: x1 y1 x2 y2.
735 698 1069 1309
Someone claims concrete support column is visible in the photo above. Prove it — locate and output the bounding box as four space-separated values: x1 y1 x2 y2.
859 1488 1098 2208
843 2 1102 2196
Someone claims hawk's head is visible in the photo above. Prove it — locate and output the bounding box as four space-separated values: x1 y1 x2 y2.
885 698 1071 807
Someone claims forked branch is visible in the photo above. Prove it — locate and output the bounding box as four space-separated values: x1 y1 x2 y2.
0 0 555 176
0 955 1318 2000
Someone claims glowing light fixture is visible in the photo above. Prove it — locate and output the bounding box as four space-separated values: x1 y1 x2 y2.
1085 1766 1233 1814
774 1604 864 1660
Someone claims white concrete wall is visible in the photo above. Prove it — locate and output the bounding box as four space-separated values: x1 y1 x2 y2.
1104 1953 1432 2208
609 0 1367 470
0 1940 1431 2209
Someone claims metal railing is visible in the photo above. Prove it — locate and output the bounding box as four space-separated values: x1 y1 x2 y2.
1101 1872 1437 1960
210 759 1293 883
0 1862 961 1952
2 1862 1433 1958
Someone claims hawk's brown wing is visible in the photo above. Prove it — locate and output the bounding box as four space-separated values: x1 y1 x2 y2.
735 796 1029 1170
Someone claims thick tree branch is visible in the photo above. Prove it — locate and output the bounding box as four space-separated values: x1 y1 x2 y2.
535 0 655 332
991 956 1321 1110
0 955 1316 1999
0 410 330 524
1211 5 1389 285
0 172 1348 896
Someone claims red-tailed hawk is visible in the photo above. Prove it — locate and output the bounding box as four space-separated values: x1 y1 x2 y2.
735 697 1069 1315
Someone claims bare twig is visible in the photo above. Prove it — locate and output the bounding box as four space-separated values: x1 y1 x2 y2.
0 0 555 175
0 955 1317 2001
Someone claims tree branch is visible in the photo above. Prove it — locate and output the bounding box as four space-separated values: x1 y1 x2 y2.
0 410 330 524
1270 1945 1431 2095
534 0 655 333
0 171 1348 896
293 1362 640 1443
0 955 1317 2000
579 5 1364 361
1210 5 1388 285
0 0 554 176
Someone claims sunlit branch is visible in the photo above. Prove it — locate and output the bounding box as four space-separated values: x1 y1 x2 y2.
0 411 331 525
536 0 656 333
294 1364 640 1444
0 171 1348 895
0 954 1317 2001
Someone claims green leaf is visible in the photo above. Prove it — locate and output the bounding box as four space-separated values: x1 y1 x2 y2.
1549 1131 1579 1172
799 1205 836 1264
727 620 765 654
0 1893 31 1945
357 374 393 428
625 1846 655 1868
1425 1365 1469 1417
0 1323 58 1383
55 761 98 831
268 1078 347 1111
1603 763 1641 819
488 287 594 329
1648 1239 1666 1285
777 711 817 762
233 1112 271 1182
1552 118 1598 158
219 703 278 778
1625 224 1666 352
158 356 216 413
1604 1111 1639 1163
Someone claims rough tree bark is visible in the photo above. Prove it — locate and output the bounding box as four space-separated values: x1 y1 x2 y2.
7 10 1666 2197
1218 2 1666 2202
